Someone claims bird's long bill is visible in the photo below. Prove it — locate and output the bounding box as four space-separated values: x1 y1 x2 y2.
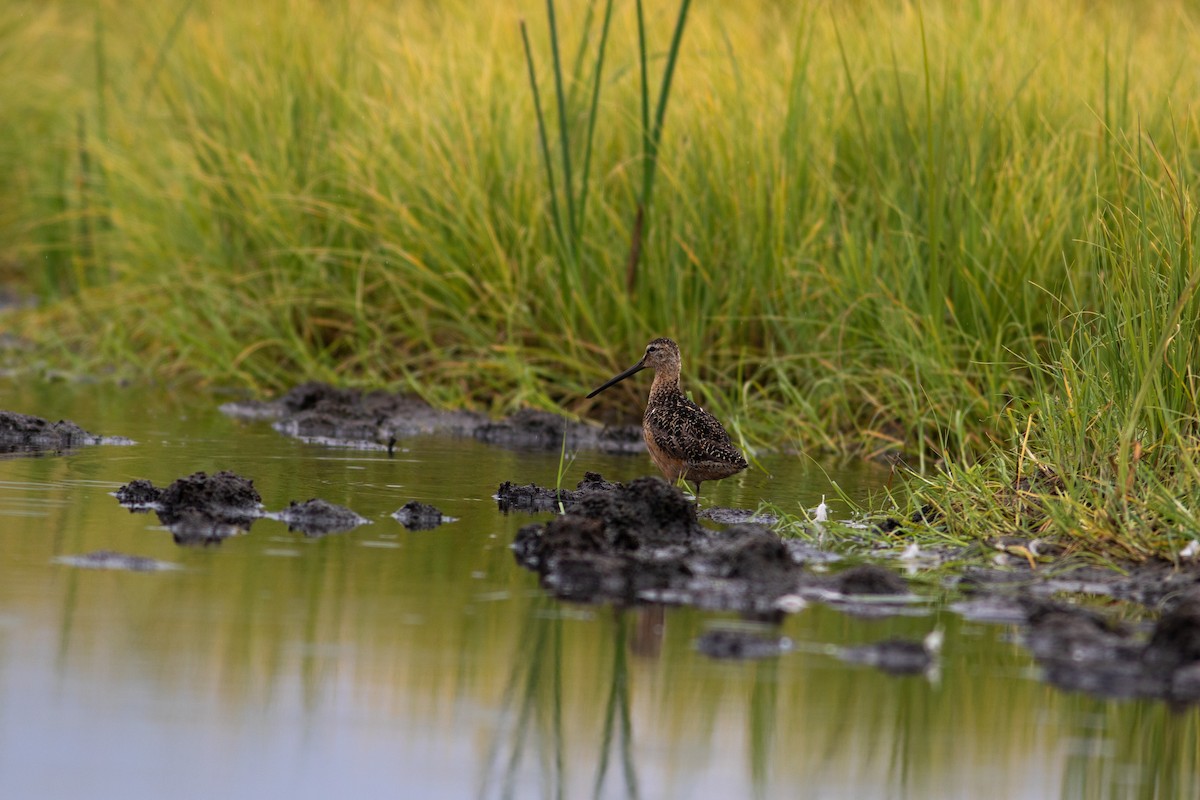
586 359 647 399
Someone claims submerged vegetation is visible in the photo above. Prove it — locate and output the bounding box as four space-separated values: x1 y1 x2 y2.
4 0 1200 557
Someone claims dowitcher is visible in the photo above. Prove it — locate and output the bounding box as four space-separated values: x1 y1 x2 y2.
587 338 747 498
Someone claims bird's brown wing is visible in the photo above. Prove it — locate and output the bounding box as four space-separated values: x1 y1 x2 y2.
645 395 746 468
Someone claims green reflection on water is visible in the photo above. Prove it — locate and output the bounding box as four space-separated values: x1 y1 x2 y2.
0 382 1195 799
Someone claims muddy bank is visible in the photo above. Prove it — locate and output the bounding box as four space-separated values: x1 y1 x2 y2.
941 557 1200 702
511 475 912 615
946 556 1200 622
507 473 1200 702
116 471 369 542
0 410 134 455
220 381 642 453
1016 594 1200 705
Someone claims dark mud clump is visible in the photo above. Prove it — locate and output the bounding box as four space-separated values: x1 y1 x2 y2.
869 503 943 534
940 557 1200 704
221 381 482 447
829 564 909 596
497 471 620 513
54 550 179 572
498 473 776 523
794 563 923 619
474 408 643 453
392 501 454 531
0 410 134 455
695 627 792 660
0 411 93 447
1021 598 1136 665
511 475 910 614
1144 590 1200 674
271 499 370 536
155 471 262 528
113 478 161 507
1017 593 1200 704
496 472 777 522
950 558 1200 620
116 470 263 544
838 631 943 675
116 470 374 545
220 381 641 453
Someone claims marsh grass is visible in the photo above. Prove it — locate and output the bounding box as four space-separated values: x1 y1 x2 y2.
5 1 1200 555
553 427 577 514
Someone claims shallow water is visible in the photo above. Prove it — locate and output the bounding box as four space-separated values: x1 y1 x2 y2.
0 382 1195 800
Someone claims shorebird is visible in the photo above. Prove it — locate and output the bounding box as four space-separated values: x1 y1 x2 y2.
587 338 747 498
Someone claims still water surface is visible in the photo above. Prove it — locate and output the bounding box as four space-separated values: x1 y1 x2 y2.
0 382 1195 799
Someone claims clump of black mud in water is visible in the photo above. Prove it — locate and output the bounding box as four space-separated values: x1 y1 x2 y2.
115 470 263 544
391 501 454 530
219 381 642 453
497 471 621 513
270 499 370 536
113 478 162 507
948 561 1200 706
837 631 943 675
1019 592 1200 705
475 408 642 452
498 473 776 525
115 471 368 543
695 627 792 660
0 410 134 455
510 475 911 615
154 471 263 529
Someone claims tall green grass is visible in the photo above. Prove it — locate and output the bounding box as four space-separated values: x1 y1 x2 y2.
4 0 1200 554
905 128 1200 558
